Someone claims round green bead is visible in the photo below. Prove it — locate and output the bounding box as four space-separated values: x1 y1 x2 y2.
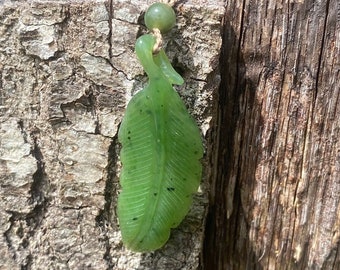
144 3 176 33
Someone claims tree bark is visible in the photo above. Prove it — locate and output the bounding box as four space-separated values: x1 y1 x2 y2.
0 0 222 269
1 0 339 269
204 0 339 269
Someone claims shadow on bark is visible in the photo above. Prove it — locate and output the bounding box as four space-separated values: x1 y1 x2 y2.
202 17 262 270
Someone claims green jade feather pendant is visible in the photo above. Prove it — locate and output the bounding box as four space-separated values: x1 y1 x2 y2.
118 34 203 252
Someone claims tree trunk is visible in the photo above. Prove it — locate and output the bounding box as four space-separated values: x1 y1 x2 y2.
204 0 339 269
1 0 339 269
0 0 222 269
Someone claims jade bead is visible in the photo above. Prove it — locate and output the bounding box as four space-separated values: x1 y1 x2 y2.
144 2 176 33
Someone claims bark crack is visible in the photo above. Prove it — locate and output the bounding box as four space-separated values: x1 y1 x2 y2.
96 134 120 269
314 0 330 101
108 0 113 61
30 134 48 204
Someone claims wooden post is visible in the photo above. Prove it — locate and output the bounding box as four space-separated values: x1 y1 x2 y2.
204 0 339 269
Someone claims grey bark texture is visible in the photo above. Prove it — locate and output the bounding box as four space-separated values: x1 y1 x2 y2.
0 0 223 269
